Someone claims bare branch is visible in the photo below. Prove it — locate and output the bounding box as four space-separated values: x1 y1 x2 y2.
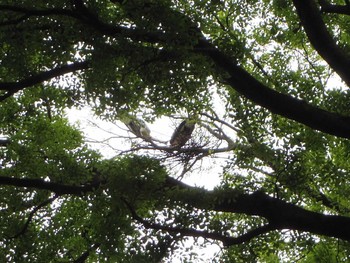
201 112 239 134
200 123 236 147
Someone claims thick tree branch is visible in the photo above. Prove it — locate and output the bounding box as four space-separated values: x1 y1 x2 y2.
0 61 89 101
195 39 350 139
319 0 350 16
0 4 164 44
3 3 350 139
0 4 82 21
112 1 350 139
292 0 350 87
0 175 98 195
165 177 350 242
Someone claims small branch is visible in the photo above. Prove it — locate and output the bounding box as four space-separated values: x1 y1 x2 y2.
213 14 228 32
73 243 100 263
224 224 275 246
319 1 350 15
201 112 240 133
177 154 206 179
200 123 236 147
10 194 59 239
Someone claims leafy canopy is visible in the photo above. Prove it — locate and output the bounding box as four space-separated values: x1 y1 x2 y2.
1 0 350 262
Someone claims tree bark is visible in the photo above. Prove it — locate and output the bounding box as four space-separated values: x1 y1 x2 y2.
292 0 350 87
165 177 350 242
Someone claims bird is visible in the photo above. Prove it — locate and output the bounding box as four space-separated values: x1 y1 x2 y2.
170 118 196 147
120 115 152 141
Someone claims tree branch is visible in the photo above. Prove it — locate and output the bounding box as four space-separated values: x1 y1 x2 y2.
3 3 350 139
73 243 100 263
10 194 59 239
0 138 10 147
0 61 89 101
0 4 80 17
292 0 350 87
195 38 350 139
0 175 98 195
122 197 273 246
0 4 164 44
319 1 350 16
224 224 275 246
164 177 350 242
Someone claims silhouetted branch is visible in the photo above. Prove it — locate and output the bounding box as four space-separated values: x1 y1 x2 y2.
0 138 10 147
164 177 350 242
0 175 99 195
196 37 350 139
0 61 89 101
319 0 350 15
2 3 350 139
292 0 350 86
122 197 271 246
74 243 100 263
10 194 59 239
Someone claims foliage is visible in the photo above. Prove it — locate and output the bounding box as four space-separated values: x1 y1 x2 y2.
0 0 350 262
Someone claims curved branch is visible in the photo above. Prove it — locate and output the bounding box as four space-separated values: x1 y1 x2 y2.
11 194 59 239
164 177 350 242
195 38 350 139
122 198 271 246
0 175 98 195
0 4 164 44
292 0 350 87
0 61 89 101
224 224 275 246
3 3 350 139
